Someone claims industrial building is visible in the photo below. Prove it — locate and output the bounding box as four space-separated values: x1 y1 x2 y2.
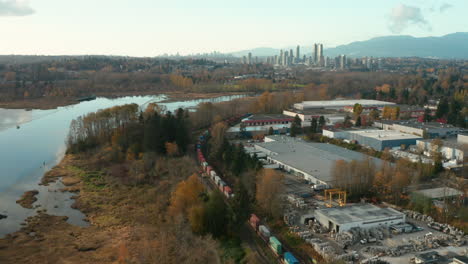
414 187 464 201
323 128 423 151
282 108 347 126
374 120 461 138
226 123 289 139
254 135 382 186
241 114 293 127
417 137 467 164
293 99 395 111
314 204 405 233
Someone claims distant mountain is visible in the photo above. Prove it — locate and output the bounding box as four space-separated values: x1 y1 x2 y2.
229 33 468 59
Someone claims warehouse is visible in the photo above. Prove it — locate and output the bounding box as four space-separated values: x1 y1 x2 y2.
417 137 467 163
387 121 460 138
254 135 382 186
323 128 422 151
314 204 406 233
294 99 395 111
241 114 293 127
282 108 347 127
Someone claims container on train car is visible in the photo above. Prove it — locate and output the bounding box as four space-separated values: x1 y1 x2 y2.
249 214 260 230
210 170 217 178
214 175 221 185
284 252 299 264
202 162 208 169
218 180 226 190
258 225 270 239
223 186 232 197
206 166 213 174
269 236 282 255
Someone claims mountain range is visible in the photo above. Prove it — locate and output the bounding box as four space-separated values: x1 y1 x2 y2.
229 32 468 59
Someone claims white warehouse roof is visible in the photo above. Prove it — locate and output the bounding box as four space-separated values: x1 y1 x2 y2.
294 99 395 110
315 204 404 225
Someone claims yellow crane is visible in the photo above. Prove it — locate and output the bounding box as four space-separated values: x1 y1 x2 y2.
324 189 347 207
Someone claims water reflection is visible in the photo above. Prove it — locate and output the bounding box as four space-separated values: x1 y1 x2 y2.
0 94 245 237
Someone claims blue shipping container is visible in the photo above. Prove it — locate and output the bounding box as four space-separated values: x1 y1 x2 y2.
284 252 299 264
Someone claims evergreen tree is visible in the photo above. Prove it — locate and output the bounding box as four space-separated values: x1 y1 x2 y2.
230 182 251 231
356 116 362 127
318 115 326 128
436 98 449 118
204 191 227 238
310 118 317 133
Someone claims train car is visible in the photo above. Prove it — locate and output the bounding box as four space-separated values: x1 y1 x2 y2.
210 170 217 179
223 186 232 198
249 214 260 230
206 166 213 175
269 236 282 255
258 225 271 240
214 175 221 186
283 252 299 264
218 180 226 191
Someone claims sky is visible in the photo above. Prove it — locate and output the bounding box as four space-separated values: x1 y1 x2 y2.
0 0 467 56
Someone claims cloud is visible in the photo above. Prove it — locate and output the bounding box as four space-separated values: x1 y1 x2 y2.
388 4 431 34
439 3 452 12
0 0 34 16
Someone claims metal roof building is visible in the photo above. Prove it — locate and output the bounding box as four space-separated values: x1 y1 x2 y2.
414 187 464 200
254 135 382 186
314 204 405 233
294 99 395 111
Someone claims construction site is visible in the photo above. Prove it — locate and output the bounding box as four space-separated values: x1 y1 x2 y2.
280 169 467 263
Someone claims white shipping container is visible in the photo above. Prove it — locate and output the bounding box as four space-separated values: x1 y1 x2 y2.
214 176 221 185
259 225 270 238
210 170 217 179
218 180 226 188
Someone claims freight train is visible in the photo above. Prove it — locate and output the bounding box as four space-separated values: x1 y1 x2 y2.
249 214 300 264
196 113 251 199
196 113 300 264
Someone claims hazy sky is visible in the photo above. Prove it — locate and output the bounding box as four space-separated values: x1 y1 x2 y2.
0 0 467 56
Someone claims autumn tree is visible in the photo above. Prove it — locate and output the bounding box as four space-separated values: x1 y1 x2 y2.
256 169 284 219
169 173 205 217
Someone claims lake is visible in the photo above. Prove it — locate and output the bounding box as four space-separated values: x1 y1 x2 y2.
0 94 244 237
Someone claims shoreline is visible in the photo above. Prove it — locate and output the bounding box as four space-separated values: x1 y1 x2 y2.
0 91 248 110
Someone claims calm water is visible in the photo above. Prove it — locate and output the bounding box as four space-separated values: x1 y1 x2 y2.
0 94 244 237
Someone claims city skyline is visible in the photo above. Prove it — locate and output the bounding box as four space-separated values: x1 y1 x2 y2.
0 0 467 56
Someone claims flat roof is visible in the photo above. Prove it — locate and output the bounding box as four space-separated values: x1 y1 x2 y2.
346 129 423 141
255 135 382 183
294 99 395 109
417 138 468 150
227 123 289 133
284 108 344 115
414 187 463 199
243 114 293 121
393 121 459 130
315 204 404 225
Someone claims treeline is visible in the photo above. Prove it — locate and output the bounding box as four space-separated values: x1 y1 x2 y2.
67 104 190 162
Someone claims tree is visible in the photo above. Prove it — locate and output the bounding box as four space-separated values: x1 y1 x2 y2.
318 116 326 129
355 116 362 127
268 126 274 135
423 108 432 122
204 191 227 238
256 169 284 219
353 103 363 117
169 173 205 217
165 142 179 156
290 115 302 137
310 117 318 133
436 98 449 118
